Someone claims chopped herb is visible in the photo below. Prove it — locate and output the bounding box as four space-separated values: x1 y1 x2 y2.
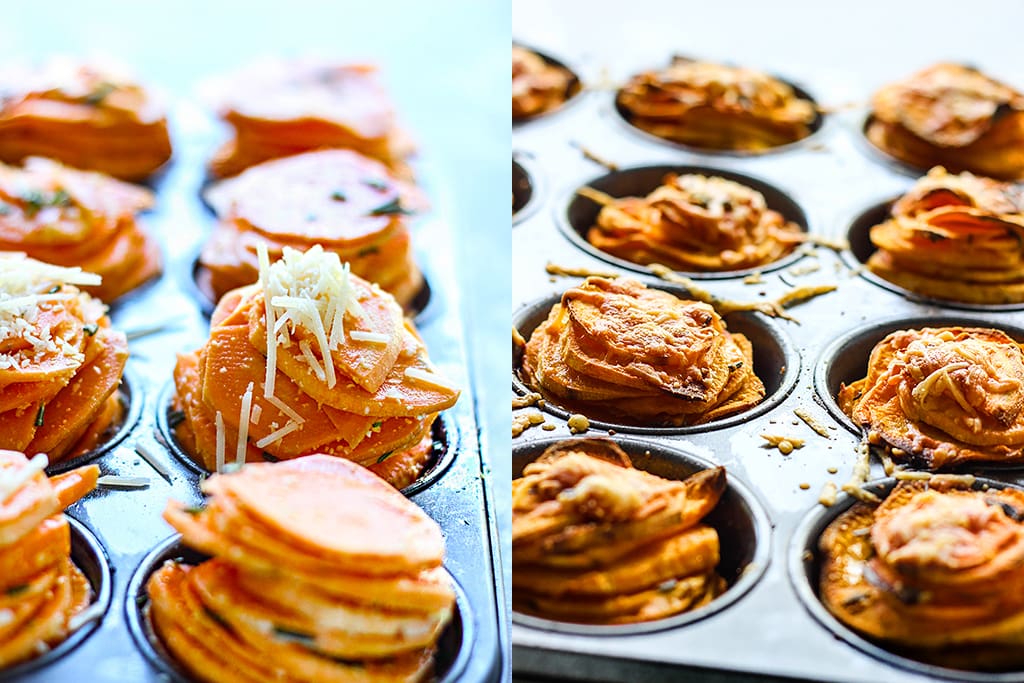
182 504 206 516
376 450 394 464
47 285 61 294
167 409 186 428
330 190 347 202
134 593 148 608
34 405 44 427
372 420 383 429
202 605 230 628
261 452 279 463
84 81 117 106
273 626 315 645
357 246 380 257
369 198 412 216
21 190 46 217
51 189 71 207
82 323 98 336
5 584 29 597
362 178 389 191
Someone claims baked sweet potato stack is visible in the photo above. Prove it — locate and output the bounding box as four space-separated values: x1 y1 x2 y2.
511 46 575 120
521 277 765 426
174 245 459 488
821 479 1024 670
867 166 1024 305
513 440 727 624
0 451 98 668
0 256 129 464
867 63 1024 180
583 173 804 272
0 60 171 181
0 157 161 302
839 326 1024 469
201 149 424 309
149 455 455 683
204 60 413 180
617 57 817 151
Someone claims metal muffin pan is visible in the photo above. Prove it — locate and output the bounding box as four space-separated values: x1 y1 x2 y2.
511 435 772 637
557 163 811 279
2 105 502 681
512 37 1024 683
125 535 477 683
512 289 800 434
789 476 1024 682
512 43 585 127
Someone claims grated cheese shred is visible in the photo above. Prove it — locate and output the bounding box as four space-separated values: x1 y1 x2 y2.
0 453 48 503
214 411 225 474
256 421 300 449
404 367 458 392
236 382 254 466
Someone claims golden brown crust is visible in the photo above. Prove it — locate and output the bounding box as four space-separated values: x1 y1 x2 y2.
617 57 816 151
521 277 765 426
840 326 1024 469
512 46 575 120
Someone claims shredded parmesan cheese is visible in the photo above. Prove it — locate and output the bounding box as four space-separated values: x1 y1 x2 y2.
404 367 458 392
266 394 305 425
0 453 48 502
250 404 262 425
236 382 254 466
348 330 390 344
256 421 300 449
215 411 226 473
96 475 150 489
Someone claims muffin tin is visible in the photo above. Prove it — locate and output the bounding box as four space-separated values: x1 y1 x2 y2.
512 41 1024 683
5 99 503 680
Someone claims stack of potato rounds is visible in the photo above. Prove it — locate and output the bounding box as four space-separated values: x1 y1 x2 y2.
204 59 413 179
821 479 1024 669
521 277 765 426
867 166 1024 304
617 57 817 151
0 450 99 667
174 245 459 488
0 157 160 302
0 256 129 464
583 173 804 272
511 46 575 120
839 326 1024 469
513 440 726 624
867 63 1024 180
150 455 456 683
0 59 171 181
201 149 424 308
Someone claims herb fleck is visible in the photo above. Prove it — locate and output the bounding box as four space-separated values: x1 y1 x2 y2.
357 246 380 257
369 198 412 216
84 82 117 106
362 178 389 191
5 584 29 597
376 450 394 464
330 190 347 202
34 405 44 427
47 285 61 294
261 452 279 463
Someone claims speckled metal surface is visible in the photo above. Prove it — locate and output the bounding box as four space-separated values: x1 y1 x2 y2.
511 4 1024 680
0 3 507 680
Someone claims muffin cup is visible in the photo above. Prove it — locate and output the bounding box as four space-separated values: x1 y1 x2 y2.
512 43 584 126
557 164 810 280
513 288 800 434
512 435 772 636
789 476 1024 681
126 534 476 683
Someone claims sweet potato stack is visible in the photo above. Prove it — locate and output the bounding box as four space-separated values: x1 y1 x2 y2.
511 46 576 120
0 256 129 465
201 149 424 308
204 59 413 179
867 63 1024 180
521 277 765 426
839 326 1024 469
148 455 455 683
617 57 817 151
821 479 1024 670
0 450 99 668
513 440 726 624
0 157 161 302
0 59 171 181
582 173 804 272
174 245 459 488
867 166 1024 305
